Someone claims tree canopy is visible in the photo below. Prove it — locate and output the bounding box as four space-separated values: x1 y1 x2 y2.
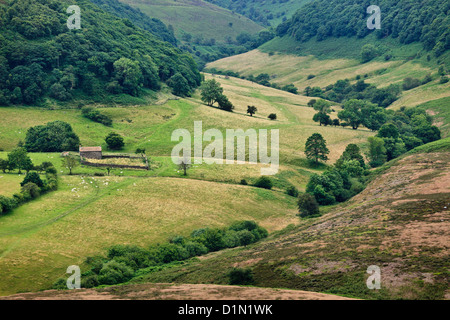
304 133 330 164
0 0 200 105
24 121 80 152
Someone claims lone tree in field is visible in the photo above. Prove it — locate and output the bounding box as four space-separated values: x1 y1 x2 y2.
247 105 257 117
178 158 191 176
105 132 124 150
305 133 329 164
200 79 223 106
62 155 79 175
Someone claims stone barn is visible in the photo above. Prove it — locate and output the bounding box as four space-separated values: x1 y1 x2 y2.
79 146 102 159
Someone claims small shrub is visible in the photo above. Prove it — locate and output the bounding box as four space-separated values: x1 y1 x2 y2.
268 113 277 120
240 179 248 185
286 186 299 197
229 220 258 232
98 260 134 285
20 172 44 188
46 166 57 175
228 268 254 285
402 77 421 91
21 182 41 199
52 278 68 290
222 230 241 248
81 275 99 288
307 74 315 80
439 76 449 84
236 230 256 246
0 196 17 214
157 243 190 263
422 74 433 84
254 176 273 190
183 241 208 257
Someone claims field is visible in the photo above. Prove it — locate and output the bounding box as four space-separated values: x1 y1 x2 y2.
0 73 375 184
0 72 378 296
120 0 263 42
2 140 448 299
0 174 24 197
206 48 450 115
0 60 446 298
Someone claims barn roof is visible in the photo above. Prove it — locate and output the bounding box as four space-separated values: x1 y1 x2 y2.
79 146 102 152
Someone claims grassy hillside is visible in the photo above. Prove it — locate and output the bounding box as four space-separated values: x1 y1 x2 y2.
0 175 298 296
123 138 450 300
0 74 375 169
121 0 263 42
206 47 450 121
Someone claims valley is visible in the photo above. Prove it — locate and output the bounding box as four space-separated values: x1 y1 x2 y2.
0 0 448 301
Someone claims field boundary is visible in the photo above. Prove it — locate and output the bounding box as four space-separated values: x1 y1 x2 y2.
81 154 149 170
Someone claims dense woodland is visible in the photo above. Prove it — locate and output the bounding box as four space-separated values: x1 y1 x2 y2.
0 0 201 105
277 0 450 56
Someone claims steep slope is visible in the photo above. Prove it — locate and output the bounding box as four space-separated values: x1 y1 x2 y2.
120 0 263 42
276 0 449 58
127 138 450 300
90 0 177 45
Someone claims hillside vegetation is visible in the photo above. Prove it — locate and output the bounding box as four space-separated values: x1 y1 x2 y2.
0 0 200 106
0 72 378 296
124 138 450 300
206 49 450 118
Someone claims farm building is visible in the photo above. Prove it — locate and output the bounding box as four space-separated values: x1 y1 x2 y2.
79 146 102 159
